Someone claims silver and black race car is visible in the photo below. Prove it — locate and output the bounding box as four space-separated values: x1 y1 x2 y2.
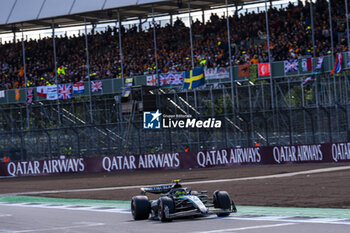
131 180 237 222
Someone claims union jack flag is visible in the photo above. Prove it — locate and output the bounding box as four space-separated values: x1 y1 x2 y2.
168 73 184 85
58 84 72 99
159 73 184 86
27 87 33 103
91 80 103 92
284 59 299 73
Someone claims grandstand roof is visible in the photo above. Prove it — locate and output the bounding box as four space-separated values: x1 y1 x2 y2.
0 0 269 34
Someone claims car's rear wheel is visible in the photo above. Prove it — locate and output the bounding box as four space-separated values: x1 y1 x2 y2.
158 197 175 222
213 191 231 217
131 195 150 220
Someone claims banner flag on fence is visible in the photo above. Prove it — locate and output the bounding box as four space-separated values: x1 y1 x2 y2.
73 82 85 94
91 80 103 92
330 53 342 74
58 84 72 99
258 63 271 76
125 78 133 87
36 85 57 99
0 90 5 98
284 59 299 73
15 89 20 101
146 75 157 86
121 87 131 98
36 86 47 98
121 78 133 97
46 85 57 100
183 67 205 90
301 76 312 86
27 87 33 103
315 56 324 71
160 73 184 86
204 67 229 79
301 58 312 72
238 64 250 77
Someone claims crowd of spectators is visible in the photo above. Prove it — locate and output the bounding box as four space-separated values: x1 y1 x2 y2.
0 0 349 90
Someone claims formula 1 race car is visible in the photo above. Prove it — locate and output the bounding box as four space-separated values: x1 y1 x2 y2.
131 180 237 222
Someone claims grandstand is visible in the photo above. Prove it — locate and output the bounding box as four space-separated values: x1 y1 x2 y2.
0 0 349 161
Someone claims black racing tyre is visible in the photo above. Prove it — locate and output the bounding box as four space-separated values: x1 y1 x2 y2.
131 195 150 220
213 191 231 217
158 197 175 222
213 190 220 208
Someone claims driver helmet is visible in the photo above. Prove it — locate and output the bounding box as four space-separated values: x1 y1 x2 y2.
175 189 186 196
172 179 182 189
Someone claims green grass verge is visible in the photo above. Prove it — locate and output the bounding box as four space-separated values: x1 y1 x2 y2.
0 196 130 209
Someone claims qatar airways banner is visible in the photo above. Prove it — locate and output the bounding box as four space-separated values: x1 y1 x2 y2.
1 142 350 177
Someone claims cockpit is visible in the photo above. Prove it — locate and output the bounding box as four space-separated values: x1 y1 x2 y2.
169 187 192 196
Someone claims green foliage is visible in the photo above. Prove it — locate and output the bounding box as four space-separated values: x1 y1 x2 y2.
202 94 233 116
285 86 313 107
249 64 258 82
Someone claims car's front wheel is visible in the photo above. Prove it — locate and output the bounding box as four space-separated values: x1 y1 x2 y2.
213 190 231 217
131 195 150 220
158 197 175 222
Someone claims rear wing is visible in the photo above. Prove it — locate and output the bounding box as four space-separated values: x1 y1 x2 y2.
141 185 172 194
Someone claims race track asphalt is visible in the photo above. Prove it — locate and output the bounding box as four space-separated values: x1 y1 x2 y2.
1 202 350 233
2 164 350 232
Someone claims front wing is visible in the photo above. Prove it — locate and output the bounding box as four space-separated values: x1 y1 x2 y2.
165 201 237 219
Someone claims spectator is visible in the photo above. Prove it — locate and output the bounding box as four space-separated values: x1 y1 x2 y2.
0 0 348 90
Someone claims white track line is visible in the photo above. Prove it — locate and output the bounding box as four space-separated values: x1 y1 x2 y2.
0 214 12 217
193 223 297 233
5 222 105 233
0 202 129 214
3 166 350 196
226 216 350 225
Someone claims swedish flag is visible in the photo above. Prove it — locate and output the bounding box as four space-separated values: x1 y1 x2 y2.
183 67 205 90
